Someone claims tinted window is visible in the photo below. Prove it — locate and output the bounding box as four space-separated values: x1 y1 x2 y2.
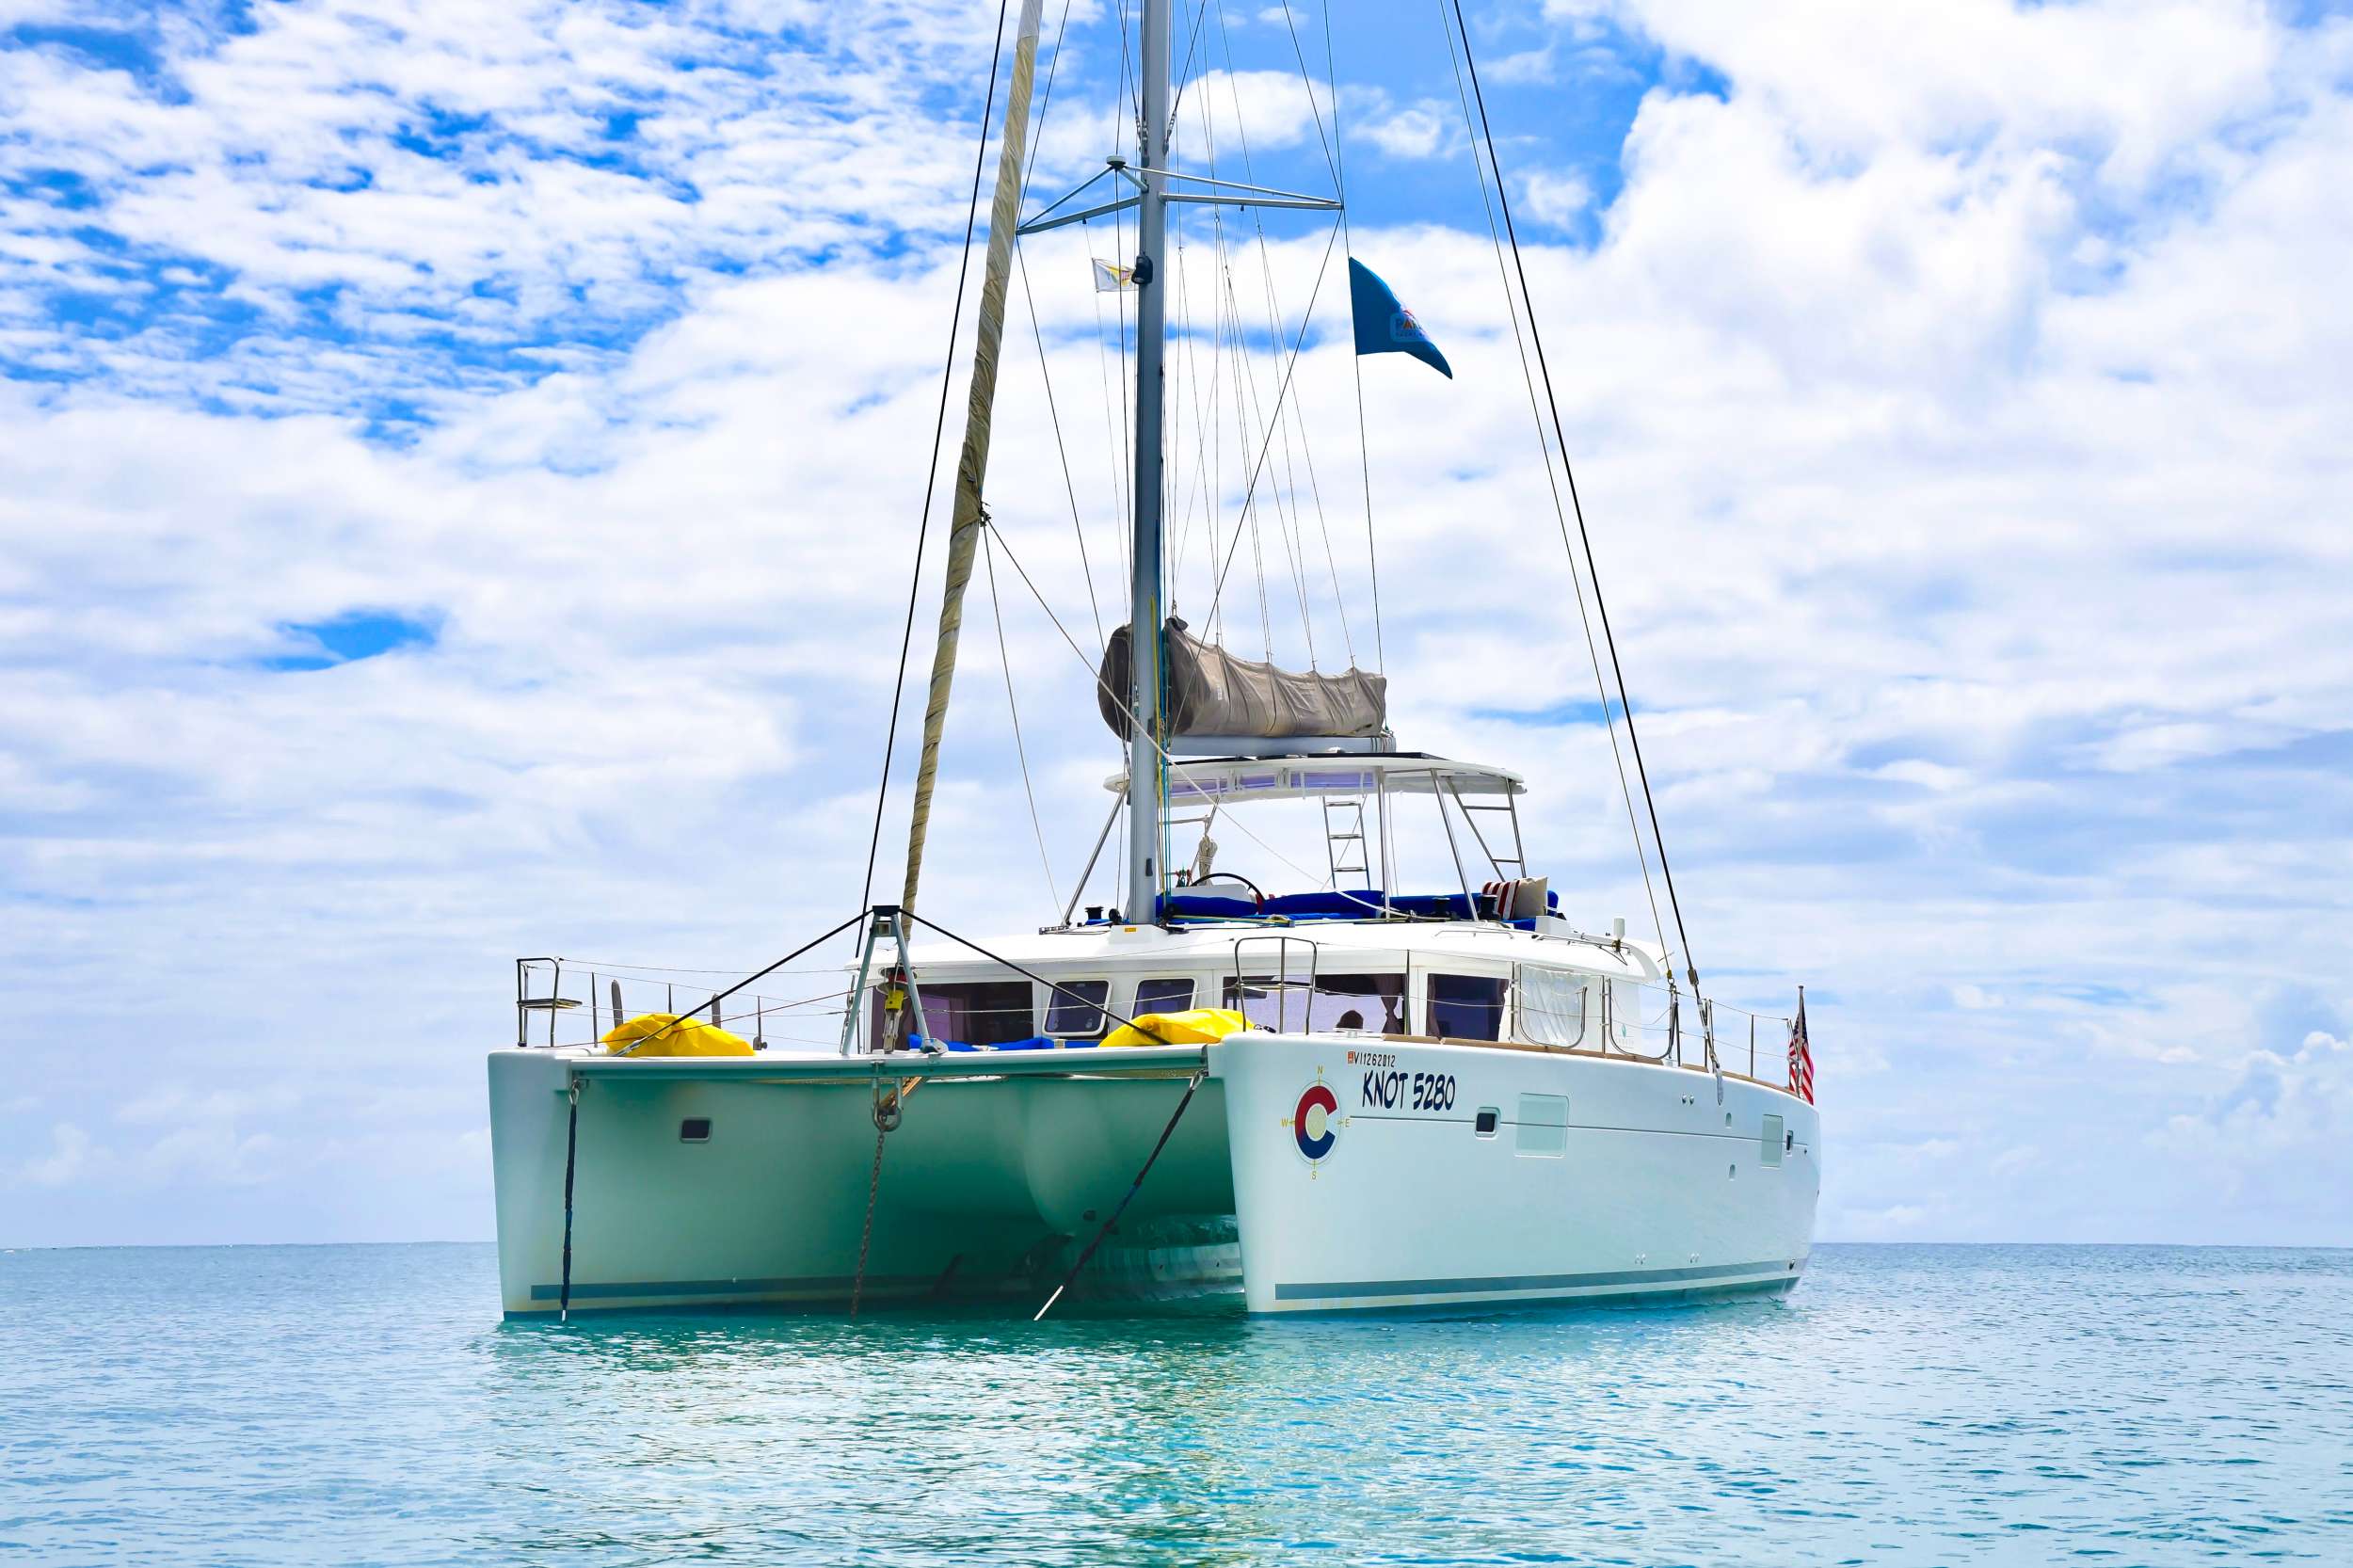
1135 977 1195 1016
909 980 1033 1047
1046 979 1111 1037
1225 972 1405 1033
1427 974 1507 1040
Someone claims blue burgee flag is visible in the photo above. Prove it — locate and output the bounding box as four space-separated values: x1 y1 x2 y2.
1348 258 1451 379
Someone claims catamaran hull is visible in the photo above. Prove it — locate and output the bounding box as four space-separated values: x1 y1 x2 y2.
1212 1035 1817 1313
488 1038 1817 1317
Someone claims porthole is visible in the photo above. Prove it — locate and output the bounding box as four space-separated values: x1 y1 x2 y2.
680 1117 712 1143
1474 1107 1500 1138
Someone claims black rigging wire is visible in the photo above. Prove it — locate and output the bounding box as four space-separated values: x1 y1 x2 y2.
1448 0 1700 989
855 0 1014 930
1434 1 1662 957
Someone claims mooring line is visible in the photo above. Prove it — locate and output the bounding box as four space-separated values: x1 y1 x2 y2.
1033 1066 1209 1321
557 1076 581 1323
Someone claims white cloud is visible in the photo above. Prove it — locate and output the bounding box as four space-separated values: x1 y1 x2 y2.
1355 99 1452 161
14 1124 104 1189
1517 168 1593 228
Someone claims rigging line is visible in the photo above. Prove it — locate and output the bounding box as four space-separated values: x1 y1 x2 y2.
1084 221 1131 593
1449 0 1699 988
1033 1064 1207 1321
1210 0 1327 669
1272 0 1342 197
983 527 1059 907
1207 216 1343 616
856 0 1015 932
1321 0 1383 676
1115 0 1138 127
1435 0 1663 960
1169 0 1212 125
604 913 868 1058
984 525 1335 891
1225 267 1278 660
1014 241 1106 650
1240 283 1319 669
1019 0 1076 198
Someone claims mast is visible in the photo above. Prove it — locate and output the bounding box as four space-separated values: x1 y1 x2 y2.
1123 0 1172 918
899 0 1048 914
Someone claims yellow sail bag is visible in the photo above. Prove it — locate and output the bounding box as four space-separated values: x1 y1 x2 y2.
1101 1008 1249 1048
601 1013 756 1058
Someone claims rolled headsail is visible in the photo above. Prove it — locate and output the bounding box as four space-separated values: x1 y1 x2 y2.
901 0 1048 913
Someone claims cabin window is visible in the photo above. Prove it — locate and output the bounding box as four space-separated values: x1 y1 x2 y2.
679 1117 712 1143
1517 967 1588 1048
1761 1113 1785 1168
1045 979 1111 1038
908 980 1034 1048
1427 974 1508 1041
1134 977 1195 1016
1225 971 1405 1033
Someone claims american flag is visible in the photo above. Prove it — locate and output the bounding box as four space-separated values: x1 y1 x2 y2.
1787 990 1815 1104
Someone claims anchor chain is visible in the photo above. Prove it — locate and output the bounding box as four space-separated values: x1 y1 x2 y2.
849 1068 906 1318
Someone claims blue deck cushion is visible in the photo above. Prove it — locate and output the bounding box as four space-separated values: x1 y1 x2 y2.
1158 889 1258 919
914 1035 1065 1052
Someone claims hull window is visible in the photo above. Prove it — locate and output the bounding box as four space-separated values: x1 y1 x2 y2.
679 1118 712 1144
1474 1108 1500 1138
1515 1094 1568 1157
1046 979 1112 1038
1428 974 1508 1041
1761 1113 1785 1168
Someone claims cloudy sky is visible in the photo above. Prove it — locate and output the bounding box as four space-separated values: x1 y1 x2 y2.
3 0 2346 1250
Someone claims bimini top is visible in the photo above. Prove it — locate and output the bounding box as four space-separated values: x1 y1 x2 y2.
1106 752 1525 803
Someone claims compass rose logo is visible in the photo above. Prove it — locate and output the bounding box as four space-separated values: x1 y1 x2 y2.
1290 1080 1340 1163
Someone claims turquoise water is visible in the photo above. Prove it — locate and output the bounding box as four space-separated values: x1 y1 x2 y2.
4 1244 2348 1565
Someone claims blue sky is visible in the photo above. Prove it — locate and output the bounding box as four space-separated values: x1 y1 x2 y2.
2 0 2349 1249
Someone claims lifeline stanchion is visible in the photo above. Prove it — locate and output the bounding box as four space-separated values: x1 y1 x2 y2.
1033 1066 1208 1322
557 1076 581 1322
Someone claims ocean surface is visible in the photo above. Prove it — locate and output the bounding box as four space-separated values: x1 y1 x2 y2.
3 1243 2347 1566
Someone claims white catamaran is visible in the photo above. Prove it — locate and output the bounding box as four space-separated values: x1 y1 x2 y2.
488 0 1820 1319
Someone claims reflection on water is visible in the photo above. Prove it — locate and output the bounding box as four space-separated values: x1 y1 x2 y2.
6 1243 2350 1564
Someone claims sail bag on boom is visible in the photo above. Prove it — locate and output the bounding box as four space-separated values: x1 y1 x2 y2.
1098 618 1387 741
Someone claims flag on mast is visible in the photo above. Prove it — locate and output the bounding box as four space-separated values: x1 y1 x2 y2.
1787 989 1815 1104
1093 258 1139 292
1348 258 1452 378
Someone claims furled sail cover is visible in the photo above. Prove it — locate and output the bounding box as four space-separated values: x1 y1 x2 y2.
1097 618 1387 740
